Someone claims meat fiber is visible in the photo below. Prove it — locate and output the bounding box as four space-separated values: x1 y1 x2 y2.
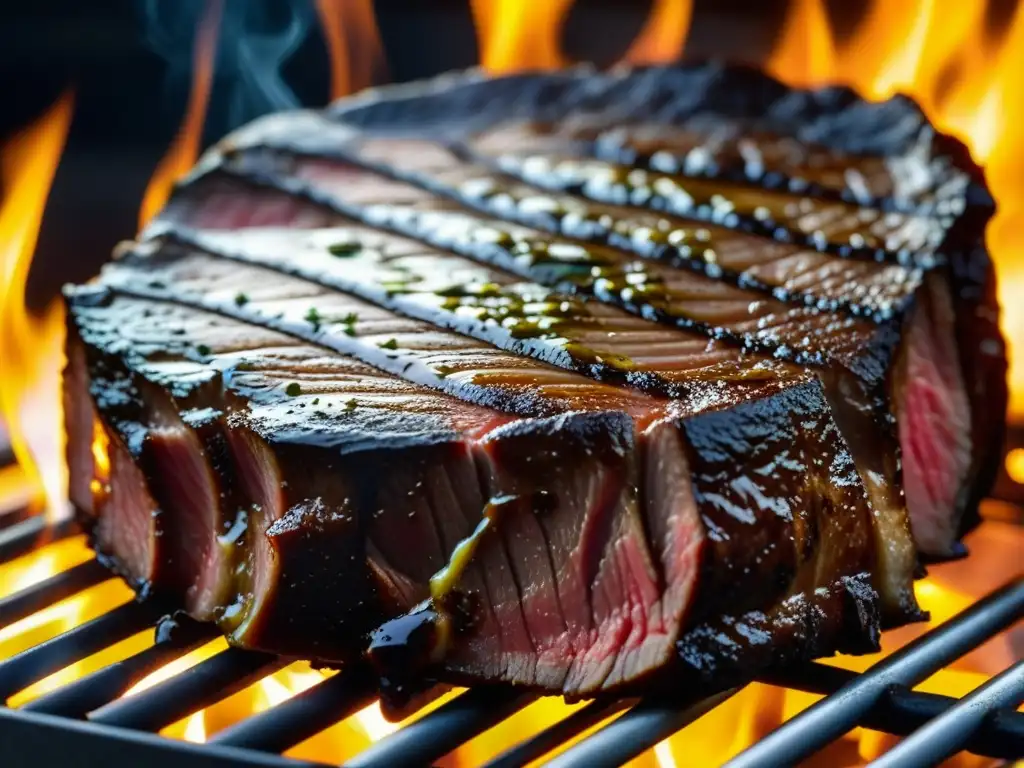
63 63 1006 697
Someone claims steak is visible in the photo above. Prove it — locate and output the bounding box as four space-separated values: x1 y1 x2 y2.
63 63 1005 697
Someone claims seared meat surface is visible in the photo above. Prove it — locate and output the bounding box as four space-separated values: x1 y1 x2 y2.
64 63 1005 697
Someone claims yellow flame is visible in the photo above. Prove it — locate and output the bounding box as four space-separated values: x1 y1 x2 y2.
0 90 74 522
137 0 223 229
765 0 836 86
470 0 575 73
314 0 384 101
622 0 694 66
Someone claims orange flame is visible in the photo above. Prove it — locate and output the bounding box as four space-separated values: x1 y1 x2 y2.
621 0 693 66
765 0 1024 420
0 4 1021 768
0 91 75 521
314 0 385 101
470 0 575 73
137 0 224 230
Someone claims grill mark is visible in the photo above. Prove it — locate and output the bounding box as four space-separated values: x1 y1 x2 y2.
236 137 918 320
90 260 661 426
176 161 893 386
199 110 950 270
149 224 791 396
470 151 951 267
193 125 929 327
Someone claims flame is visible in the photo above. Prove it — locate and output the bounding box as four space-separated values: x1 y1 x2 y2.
314 0 384 101
137 0 224 230
0 3 1022 766
470 0 575 73
621 0 693 66
0 91 74 522
766 0 1024 418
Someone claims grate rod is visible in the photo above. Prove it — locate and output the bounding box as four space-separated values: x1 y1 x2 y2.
210 665 377 753
763 662 1024 758
723 575 1024 768
0 517 76 565
481 698 632 768
22 617 216 718
0 558 110 628
867 660 1024 768
343 686 535 768
545 687 742 768
88 647 287 731
0 600 156 700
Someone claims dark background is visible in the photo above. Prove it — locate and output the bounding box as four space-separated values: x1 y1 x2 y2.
0 0 1017 308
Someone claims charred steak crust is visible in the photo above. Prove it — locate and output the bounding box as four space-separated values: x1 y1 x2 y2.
63 63 1005 697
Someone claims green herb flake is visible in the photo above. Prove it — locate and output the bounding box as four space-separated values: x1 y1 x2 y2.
285 382 302 397
329 241 362 257
234 293 249 306
378 338 399 351
304 307 321 327
196 344 211 356
341 312 359 325
344 398 358 411
311 397 320 405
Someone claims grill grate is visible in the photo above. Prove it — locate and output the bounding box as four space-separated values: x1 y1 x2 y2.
0 512 1021 768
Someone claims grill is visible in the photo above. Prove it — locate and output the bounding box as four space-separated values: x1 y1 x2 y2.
1 488 1021 768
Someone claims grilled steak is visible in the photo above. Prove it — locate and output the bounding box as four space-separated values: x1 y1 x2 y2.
63 63 1005 697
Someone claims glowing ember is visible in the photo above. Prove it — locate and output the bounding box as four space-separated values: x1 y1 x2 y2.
136 0 224 229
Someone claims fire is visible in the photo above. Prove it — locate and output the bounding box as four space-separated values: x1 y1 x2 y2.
314 0 385 101
0 91 74 522
767 0 1024 422
470 0 575 72
137 0 223 229
621 0 693 65
0 3 1021 767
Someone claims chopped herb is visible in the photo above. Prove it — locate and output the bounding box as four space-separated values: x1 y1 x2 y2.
311 397 320 405
341 312 358 325
196 344 211 356
285 382 302 397
148 279 167 289
434 364 456 378
329 241 362 257
378 338 399 350
304 307 321 327
234 293 249 306
343 326 356 337
344 398 358 411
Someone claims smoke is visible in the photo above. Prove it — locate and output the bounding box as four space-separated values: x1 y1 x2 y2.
139 0 316 140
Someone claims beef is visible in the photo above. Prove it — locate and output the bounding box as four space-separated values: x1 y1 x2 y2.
65 249 880 694
63 63 1005 697
167 64 1005 561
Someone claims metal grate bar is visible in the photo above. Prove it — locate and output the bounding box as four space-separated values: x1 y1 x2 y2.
481 698 631 768
0 517 76 564
343 686 535 768
0 707 324 768
0 558 111 628
867 660 1024 768
545 687 742 768
210 665 377 753
22 618 217 718
88 648 287 731
0 600 156 699
723 576 1024 768
763 662 1024 758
